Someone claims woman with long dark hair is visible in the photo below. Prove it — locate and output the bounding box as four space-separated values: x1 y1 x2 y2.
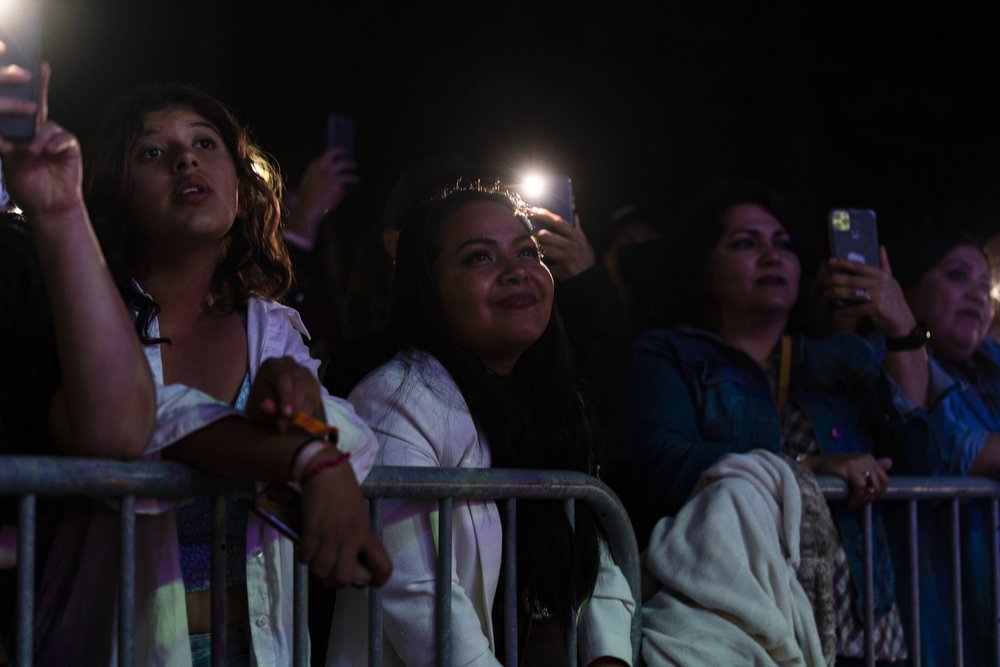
326 179 634 666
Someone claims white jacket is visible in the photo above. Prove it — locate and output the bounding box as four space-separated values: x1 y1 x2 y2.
34 297 378 667
326 349 634 667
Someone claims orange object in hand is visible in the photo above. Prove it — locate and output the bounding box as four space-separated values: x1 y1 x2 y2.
291 410 339 444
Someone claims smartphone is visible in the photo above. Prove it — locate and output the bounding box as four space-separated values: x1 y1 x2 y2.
828 208 879 267
0 0 41 141
520 174 576 229
252 482 302 541
326 113 356 161
252 482 375 586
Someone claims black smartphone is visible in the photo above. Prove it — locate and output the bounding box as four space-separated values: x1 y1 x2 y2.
519 174 576 229
828 208 879 268
326 113 356 161
0 0 41 141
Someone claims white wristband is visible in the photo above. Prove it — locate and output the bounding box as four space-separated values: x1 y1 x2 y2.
291 440 332 482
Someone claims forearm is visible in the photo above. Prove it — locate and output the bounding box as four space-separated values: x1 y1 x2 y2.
34 204 155 458
161 415 336 481
634 428 742 515
882 346 930 410
968 434 1000 478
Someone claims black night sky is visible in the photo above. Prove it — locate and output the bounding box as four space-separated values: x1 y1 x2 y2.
36 1 1000 250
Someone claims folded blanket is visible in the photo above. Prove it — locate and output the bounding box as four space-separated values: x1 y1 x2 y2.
641 449 827 666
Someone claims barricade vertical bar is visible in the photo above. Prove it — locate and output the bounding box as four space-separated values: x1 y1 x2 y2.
863 503 874 667
436 497 453 667
119 495 136 667
564 498 577 666
16 494 35 667
992 499 1000 666
293 560 308 666
211 496 227 667
503 498 518 667
951 498 963 666
369 497 384 667
908 500 921 667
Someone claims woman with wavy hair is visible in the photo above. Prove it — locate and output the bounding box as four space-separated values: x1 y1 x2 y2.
42 83 392 666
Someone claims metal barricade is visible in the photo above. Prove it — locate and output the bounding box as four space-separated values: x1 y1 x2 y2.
362 466 644 667
5 456 998 667
817 474 1000 667
0 457 641 667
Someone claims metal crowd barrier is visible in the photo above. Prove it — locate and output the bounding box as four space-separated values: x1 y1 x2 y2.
0 457 641 667
817 474 1000 667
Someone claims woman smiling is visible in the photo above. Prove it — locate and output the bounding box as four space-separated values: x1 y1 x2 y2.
327 179 634 667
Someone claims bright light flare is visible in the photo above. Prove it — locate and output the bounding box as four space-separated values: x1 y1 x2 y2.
519 172 548 201
0 0 27 30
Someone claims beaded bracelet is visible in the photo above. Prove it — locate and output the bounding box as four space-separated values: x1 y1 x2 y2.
301 452 352 485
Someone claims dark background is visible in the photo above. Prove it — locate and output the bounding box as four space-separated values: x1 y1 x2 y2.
35 1 1000 251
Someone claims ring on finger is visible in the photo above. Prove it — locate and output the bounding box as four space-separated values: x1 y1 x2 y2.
863 469 876 493
855 287 871 302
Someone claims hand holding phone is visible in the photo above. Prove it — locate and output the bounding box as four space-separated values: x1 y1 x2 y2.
828 208 879 307
518 173 576 229
252 482 375 587
0 2 41 142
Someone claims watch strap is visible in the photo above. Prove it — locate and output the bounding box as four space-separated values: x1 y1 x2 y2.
885 320 930 351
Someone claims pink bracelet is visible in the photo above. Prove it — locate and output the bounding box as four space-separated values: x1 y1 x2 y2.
289 438 332 482
301 452 352 484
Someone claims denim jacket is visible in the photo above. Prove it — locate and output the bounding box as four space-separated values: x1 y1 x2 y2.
631 325 935 619
891 336 1000 666
919 336 1000 475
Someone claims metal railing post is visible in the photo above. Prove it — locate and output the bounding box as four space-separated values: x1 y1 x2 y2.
908 499 921 667
119 495 136 667
368 497 385 667
503 498 518 667
435 497 454 667
15 494 34 667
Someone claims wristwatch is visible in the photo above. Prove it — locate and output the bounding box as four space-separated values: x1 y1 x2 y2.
885 320 930 352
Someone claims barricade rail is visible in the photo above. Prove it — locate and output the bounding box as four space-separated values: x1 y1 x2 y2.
0 456 641 667
3 456 1000 667
817 475 1000 667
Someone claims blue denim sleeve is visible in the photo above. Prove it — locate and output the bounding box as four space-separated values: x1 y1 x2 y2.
631 333 756 517
925 392 991 475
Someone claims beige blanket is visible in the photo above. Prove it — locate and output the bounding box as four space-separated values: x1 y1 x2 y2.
640 449 827 666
